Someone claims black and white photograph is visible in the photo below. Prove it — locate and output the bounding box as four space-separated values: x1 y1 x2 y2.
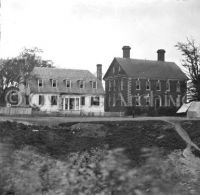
0 0 200 194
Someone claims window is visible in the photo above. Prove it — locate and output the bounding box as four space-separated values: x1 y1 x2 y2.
121 79 124 90
156 80 161 91
108 94 111 106
81 96 85 106
51 79 57 88
136 79 141 90
118 66 121 73
146 95 150 106
91 96 100 106
135 94 141 106
92 81 97 89
108 80 111 91
25 95 29 105
113 66 115 74
113 95 116 106
51 96 57 105
79 80 84 88
113 80 116 91
65 80 71 88
166 80 170 91
39 95 44 105
120 95 124 106
146 80 151 90
176 81 181 92
38 79 43 87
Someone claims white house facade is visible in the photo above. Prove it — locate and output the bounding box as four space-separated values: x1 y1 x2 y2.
26 65 104 116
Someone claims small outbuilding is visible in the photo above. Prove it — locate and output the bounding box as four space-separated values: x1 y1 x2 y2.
177 101 200 118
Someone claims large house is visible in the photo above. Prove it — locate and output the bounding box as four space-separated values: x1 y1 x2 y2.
103 46 188 112
26 65 104 115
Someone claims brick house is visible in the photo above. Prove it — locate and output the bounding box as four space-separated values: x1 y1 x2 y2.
103 46 188 112
26 65 104 115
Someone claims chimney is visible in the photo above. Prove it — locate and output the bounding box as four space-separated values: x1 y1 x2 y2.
157 49 165 61
122 46 131 58
96 64 102 81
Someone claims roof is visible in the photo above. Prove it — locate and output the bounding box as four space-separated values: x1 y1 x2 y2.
29 67 104 95
104 57 188 80
177 101 200 118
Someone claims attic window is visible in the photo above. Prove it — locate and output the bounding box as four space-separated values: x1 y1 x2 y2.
51 79 57 88
156 80 161 91
92 81 97 89
79 80 84 88
38 79 43 87
65 80 71 88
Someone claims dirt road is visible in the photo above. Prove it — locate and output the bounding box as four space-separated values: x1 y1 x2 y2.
0 115 197 126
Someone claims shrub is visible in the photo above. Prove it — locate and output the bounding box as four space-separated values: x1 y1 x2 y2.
157 107 177 116
1 146 200 195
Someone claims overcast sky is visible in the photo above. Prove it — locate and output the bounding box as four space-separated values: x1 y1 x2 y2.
0 0 200 75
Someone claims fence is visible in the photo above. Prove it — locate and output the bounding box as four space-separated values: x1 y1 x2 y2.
0 107 32 115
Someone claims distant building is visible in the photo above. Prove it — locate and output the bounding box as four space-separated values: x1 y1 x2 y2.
26 65 104 115
103 46 188 112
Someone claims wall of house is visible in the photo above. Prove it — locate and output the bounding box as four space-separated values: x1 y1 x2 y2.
104 76 187 112
30 93 104 114
30 94 60 112
80 95 104 114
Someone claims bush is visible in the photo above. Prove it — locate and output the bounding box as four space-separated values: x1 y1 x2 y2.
1 146 200 195
157 107 178 116
125 106 178 117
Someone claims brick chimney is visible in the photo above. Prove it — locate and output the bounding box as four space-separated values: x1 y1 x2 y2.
122 46 131 58
157 49 165 61
96 64 102 81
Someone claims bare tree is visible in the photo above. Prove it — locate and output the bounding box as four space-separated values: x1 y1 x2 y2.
176 39 200 101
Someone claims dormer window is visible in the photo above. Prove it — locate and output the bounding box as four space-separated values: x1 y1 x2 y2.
92 81 97 89
65 80 71 88
38 79 43 87
166 80 170 91
176 81 181 92
146 80 151 90
156 80 161 91
51 79 57 88
78 80 84 88
136 79 141 90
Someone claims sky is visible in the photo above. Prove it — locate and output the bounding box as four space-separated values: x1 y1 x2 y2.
0 0 200 75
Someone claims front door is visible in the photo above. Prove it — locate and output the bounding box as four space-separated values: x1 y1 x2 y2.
64 97 80 110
